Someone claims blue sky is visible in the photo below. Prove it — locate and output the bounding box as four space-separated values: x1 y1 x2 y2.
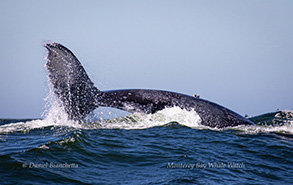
0 0 292 118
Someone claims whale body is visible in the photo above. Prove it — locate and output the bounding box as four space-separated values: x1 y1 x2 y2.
44 42 254 128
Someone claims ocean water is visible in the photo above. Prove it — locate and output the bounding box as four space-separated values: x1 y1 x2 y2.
1 102 293 184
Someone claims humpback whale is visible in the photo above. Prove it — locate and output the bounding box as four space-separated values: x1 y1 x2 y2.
44 42 254 128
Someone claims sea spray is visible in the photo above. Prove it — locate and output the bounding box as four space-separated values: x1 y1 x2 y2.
41 73 81 129
93 107 203 130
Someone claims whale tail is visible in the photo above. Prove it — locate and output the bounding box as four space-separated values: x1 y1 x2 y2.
45 43 100 121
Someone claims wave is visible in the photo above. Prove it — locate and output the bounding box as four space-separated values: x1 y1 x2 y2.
1 105 293 135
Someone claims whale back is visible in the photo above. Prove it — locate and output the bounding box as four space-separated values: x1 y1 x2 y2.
97 89 254 128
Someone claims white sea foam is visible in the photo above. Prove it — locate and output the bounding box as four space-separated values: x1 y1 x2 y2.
90 107 203 130
227 110 293 135
1 104 292 135
239 123 293 135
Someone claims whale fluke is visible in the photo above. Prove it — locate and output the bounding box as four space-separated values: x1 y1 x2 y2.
45 43 100 120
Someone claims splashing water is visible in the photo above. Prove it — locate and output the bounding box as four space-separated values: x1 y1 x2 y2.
80 107 202 130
